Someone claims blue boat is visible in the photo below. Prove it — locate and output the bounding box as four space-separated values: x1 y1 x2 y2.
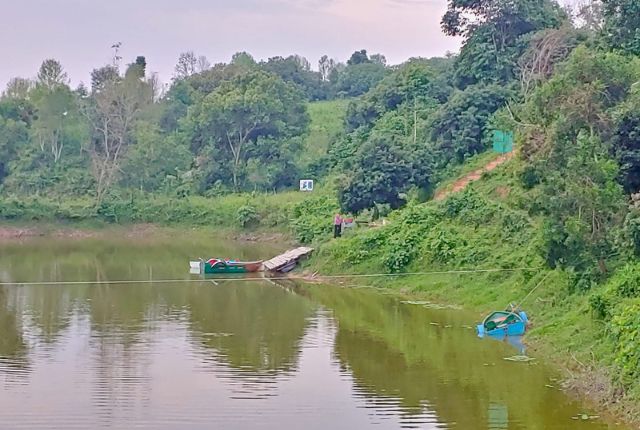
476 310 528 337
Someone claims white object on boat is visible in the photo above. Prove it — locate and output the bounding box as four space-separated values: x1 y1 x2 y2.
189 260 202 275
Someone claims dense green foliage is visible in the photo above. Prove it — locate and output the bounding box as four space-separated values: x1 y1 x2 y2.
184 70 309 191
442 0 566 87
0 50 388 199
602 0 640 56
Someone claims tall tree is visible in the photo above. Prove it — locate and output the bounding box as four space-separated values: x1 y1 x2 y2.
4 78 33 99
231 52 257 68
347 49 370 66
134 56 147 77
186 70 309 190
293 55 311 71
147 72 163 102
262 55 325 100
602 0 640 55
174 51 198 79
370 54 387 66
32 85 76 163
197 55 211 73
517 26 581 99
576 0 604 32
336 62 387 97
0 117 29 183
120 124 191 192
37 59 68 90
345 59 444 132
91 65 120 93
318 55 336 82
430 83 512 163
83 67 152 201
442 0 566 87
338 136 420 213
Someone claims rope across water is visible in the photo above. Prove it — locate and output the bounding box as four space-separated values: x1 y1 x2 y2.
0 267 542 287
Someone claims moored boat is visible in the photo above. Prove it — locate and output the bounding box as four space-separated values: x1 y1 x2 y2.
190 259 263 274
477 310 528 337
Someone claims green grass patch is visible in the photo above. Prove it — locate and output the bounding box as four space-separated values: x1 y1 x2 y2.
298 99 349 169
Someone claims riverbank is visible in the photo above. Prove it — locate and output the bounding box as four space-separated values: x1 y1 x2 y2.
292 267 638 427
0 223 155 240
0 223 294 247
0 188 338 245
296 158 640 427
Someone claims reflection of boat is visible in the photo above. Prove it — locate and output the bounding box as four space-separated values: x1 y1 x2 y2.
190 259 263 274
476 310 528 337
478 331 527 354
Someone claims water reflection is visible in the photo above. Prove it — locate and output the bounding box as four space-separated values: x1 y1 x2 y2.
304 284 622 430
0 287 29 379
0 237 628 429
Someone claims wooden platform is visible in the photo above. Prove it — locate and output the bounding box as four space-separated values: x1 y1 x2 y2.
262 247 314 272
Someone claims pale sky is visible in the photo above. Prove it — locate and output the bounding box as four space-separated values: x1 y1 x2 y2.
0 0 463 90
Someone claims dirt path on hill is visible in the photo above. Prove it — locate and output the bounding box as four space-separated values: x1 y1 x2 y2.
433 152 515 201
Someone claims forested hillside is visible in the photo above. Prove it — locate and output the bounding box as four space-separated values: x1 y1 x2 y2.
0 49 388 200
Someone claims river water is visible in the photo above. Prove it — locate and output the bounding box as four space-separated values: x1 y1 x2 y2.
0 235 628 429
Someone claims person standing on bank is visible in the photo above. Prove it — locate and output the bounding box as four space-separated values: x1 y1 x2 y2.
334 213 343 238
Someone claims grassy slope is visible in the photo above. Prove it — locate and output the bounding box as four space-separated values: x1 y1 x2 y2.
298 99 350 170
305 156 638 424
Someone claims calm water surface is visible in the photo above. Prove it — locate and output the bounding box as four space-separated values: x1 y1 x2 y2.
0 235 628 429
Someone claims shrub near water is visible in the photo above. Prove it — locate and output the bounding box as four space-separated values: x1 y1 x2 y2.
611 301 640 393
290 194 337 243
0 192 305 230
236 205 259 228
586 263 640 396
317 185 538 275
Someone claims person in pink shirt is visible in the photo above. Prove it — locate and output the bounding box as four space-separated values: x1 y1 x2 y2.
333 213 343 238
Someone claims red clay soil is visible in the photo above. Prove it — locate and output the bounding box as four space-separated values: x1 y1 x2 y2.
433 152 515 201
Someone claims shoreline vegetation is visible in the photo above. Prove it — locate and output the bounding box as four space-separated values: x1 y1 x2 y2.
292 269 638 427
0 223 292 245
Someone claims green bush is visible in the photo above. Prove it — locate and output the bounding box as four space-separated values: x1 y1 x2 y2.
382 230 422 272
611 300 640 387
623 210 640 257
236 205 259 228
589 263 640 321
290 195 336 243
520 165 541 189
443 188 497 226
425 228 465 264
610 263 640 298
589 293 611 320
0 197 26 219
501 210 531 236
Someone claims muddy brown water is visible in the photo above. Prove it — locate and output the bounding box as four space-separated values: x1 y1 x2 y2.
0 235 629 429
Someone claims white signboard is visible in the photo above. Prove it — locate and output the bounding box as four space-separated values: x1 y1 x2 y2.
299 179 314 192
